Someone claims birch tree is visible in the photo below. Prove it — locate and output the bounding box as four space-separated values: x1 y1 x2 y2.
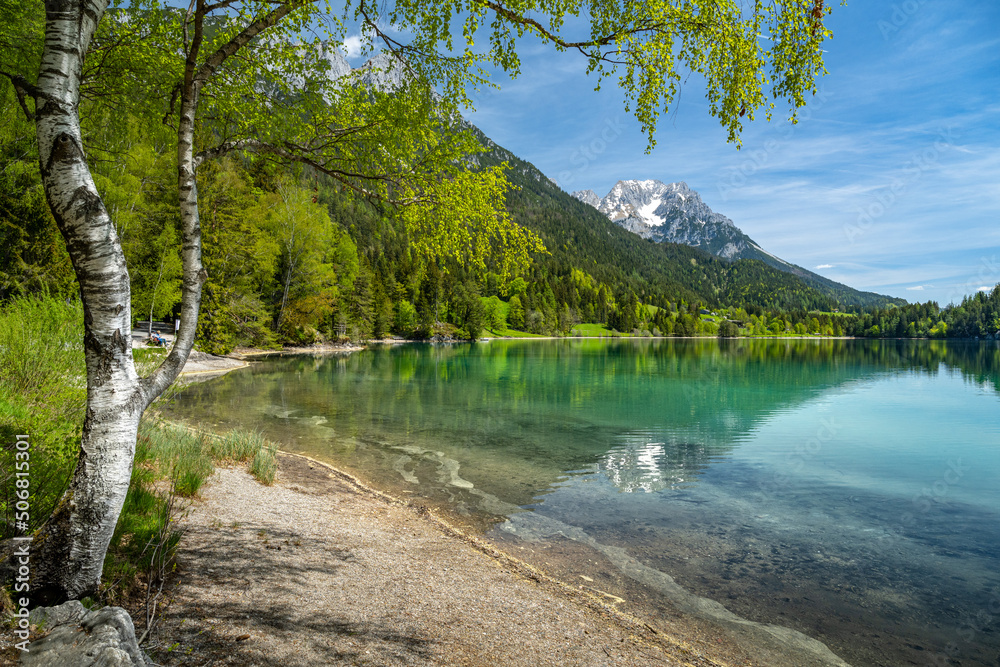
1 0 835 603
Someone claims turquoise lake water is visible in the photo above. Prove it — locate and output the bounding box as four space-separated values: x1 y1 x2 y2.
165 338 1000 666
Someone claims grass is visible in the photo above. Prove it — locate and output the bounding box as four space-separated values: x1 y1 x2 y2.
133 347 168 376
0 297 86 539
485 327 548 338
138 420 281 489
0 296 282 617
250 444 278 485
570 323 626 337
210 429 268 463
810 310 857 318
102 420 282 607
137 422 214 497
102 433 183 605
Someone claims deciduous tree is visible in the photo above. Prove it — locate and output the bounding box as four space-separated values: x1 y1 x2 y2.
1 0 836 603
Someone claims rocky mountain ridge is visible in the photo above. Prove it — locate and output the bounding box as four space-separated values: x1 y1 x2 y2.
570 179 900 305
572 179 788 265
312 48 902 309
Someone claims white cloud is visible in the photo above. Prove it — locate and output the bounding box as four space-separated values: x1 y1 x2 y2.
343 35 363 58
906 285 931 291
815 264 835 269
978 286 992 292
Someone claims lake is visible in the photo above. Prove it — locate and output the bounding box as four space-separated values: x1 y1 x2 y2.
164 338 1000 666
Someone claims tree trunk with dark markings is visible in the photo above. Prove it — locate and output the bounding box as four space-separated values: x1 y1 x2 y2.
16 0 204 604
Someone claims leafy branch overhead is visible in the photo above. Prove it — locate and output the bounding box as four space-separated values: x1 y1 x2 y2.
381 0 837 148
82 1 542 279
78 0 836 281
0 0 837 604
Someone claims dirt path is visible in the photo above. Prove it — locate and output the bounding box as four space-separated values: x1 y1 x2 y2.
150 454 730 667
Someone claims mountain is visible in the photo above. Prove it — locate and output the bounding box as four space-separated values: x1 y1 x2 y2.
280 47 405 98
314 43 353 80
354 51 411 90
317 47 903 311
571 180 759 260
455 128 895 312
572 179 902 308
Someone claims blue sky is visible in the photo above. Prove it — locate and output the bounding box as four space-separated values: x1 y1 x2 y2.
455 1 1000 305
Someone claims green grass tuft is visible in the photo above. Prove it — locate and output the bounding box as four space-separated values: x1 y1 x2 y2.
249 444 278 485
138 421 215 494
211 429 267 462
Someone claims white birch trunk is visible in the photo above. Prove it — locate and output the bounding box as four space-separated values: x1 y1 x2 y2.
28 0 142 604
24 0 204 603
18 0 298 603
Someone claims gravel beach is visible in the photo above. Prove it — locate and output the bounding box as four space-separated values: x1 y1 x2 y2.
149 453 735 667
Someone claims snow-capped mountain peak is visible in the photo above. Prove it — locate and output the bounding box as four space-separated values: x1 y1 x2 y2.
572 179 756 261
586 179 731 231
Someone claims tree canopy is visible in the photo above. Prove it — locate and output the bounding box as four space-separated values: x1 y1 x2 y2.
0 0 838 604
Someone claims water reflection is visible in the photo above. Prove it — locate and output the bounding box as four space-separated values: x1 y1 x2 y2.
164 338 1000 667
600 435 720 492
165 338 1000 508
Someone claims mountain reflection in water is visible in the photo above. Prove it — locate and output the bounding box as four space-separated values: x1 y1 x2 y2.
164 338 1000 667
600 437 717 492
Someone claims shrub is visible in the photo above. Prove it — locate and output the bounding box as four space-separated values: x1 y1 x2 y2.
718 320 740 338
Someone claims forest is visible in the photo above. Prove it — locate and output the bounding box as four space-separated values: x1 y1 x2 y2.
1 2 995 349
0 86 921 350
4 90 999 348
843 289 1000 339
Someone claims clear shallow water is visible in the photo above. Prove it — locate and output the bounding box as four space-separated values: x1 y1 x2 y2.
165 339 1000 666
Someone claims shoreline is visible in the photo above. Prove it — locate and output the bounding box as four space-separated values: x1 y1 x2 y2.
151 336 952 666
157 410 852 667
166 332 984 384
273 451 852 667
149 450 738 667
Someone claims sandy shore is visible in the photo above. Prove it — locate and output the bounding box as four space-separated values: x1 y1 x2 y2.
148 453 740 667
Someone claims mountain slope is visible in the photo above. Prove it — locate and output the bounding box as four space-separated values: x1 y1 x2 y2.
326 51 902 311
461 130 888 312
572 179 902 308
